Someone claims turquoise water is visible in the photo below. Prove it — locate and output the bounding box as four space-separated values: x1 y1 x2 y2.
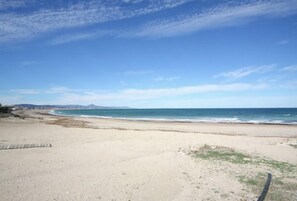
53 108 297 125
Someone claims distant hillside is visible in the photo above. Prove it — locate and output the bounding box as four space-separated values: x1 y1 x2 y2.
14 104 130 109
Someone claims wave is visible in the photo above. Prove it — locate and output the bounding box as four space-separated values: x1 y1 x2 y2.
50 110 297 125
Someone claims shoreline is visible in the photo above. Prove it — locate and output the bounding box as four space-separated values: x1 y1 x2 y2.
12 109 297 138
49 109 297 126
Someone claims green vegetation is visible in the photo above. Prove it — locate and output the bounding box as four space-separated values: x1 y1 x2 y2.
0 103 12 114
238 173 297 201
188 145 297 200
260 158 295 173
189 145 296 173
189 145 252 164
289 144 297 149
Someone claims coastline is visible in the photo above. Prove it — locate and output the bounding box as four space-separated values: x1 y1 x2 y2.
50 109 297 126
1 109 297 200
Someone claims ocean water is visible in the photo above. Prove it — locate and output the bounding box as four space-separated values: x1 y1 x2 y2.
53 108 297 125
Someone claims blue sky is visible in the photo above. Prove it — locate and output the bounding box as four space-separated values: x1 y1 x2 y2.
0 0 297 108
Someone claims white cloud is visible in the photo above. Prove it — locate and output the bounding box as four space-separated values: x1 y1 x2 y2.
0 95 23 105
276 39 289 45
146 95 297 108
19 60 38 66
10 87 76 94
47 87 74 94
2 0 297 43
0 0 27 10
49 30 113 45
11 89 41 94
281 80 297 89
124 70 155 75
3 83 267 105
215 64 276 80
154 76 180 82
55 83 267 104
122 0 145 3
121 83 266 99
280 65 297 72
0 0 191 43
127 0 297 38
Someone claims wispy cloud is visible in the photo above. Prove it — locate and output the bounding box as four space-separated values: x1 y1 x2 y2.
2 82 267 105
0 0 191 43
2 0 297 43
280 65 297 72
127 0 297 38
47 87 74 94
124 70 155 75
281 80 297 89
49 30 113 45
11 89 41 94
0 0 27 10
121 83 266 99
0 95 22 105
154 76 180 82
10 87 75 95
276 39 289 45
215 64 276 80
19 60 38 66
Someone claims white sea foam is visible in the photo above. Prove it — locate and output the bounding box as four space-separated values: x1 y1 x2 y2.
246 119 289 125
51 110 297 125
80 115 90 118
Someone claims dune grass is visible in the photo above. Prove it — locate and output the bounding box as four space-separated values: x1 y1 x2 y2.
238 173 297 201
188 145 297 200
189 145 296 173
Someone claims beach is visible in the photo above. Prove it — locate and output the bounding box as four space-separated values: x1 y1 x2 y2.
1 110 297 201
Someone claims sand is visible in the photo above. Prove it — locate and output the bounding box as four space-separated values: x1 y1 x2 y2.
0 110 297 201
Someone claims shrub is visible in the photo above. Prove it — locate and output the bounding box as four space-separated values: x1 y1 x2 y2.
0 104 12 114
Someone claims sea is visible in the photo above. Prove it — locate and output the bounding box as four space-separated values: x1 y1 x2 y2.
52 108 297 125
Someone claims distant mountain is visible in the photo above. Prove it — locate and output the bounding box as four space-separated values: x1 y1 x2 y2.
14 104 130 109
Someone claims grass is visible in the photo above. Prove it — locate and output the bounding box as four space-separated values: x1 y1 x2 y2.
260 158 295 173
189 145 296 173
190 145 252 164
238 175 260 186
237 173 297 201
289 144 297 149
188 145 297 200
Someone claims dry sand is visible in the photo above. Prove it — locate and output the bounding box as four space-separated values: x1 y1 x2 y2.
0 110 297 201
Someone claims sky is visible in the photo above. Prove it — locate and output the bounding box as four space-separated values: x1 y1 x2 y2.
0 0 297 108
